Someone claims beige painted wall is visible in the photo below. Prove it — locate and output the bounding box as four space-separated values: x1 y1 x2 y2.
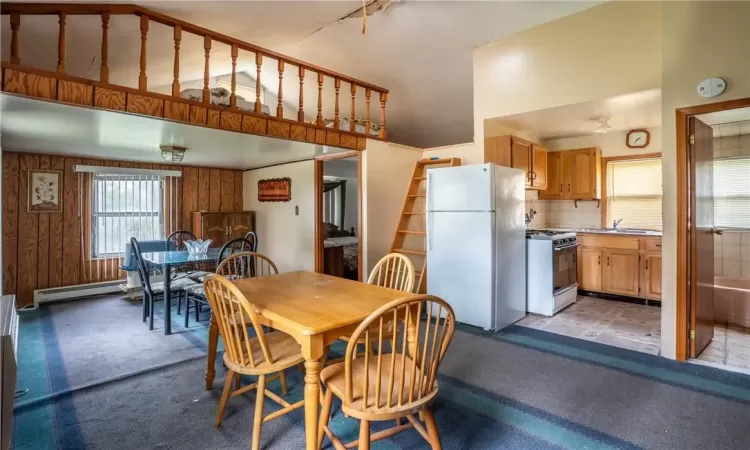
473 1 662 143
660 0 750 359
243 160 315 273
362 140 422 276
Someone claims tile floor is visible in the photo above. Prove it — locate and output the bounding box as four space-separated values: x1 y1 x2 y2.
694 324 750 372
517 295 662 355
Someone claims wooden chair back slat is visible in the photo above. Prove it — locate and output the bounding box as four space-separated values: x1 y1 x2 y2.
217 251 278 280
204 274 277 369
368 253 415 292
343 295 455 412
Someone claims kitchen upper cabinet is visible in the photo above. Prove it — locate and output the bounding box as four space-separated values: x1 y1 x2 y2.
484 135 547 189
531 145 548 190
511 138 532 186
539 151 562 200
602 249 640 297
642 253 662 300
577 247 602 291
564 148 601 200
539 147 601 200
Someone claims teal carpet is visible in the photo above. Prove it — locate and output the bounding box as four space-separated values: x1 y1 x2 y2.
11 296 750 449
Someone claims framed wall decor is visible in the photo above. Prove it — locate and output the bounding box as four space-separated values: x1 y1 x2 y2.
28 169 63 212
258 177 291 202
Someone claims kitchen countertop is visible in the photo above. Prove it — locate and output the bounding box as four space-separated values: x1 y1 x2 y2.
542 228 663 237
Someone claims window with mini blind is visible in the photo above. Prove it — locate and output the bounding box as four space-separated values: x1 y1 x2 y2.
91 174 165 258
606 158 663 231
714 157 750 229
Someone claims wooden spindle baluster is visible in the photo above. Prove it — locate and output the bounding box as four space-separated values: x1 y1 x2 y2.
10 13 20 64
203 36 211 105
316 73 324 125
172 26 181 96
230 44 238 109
298 67 305 122
350 84 356 129
139 15 149 91
277 60 285 118
254 53 262 113
334 78 341 130
379 91 388 139
365 88 371 132
100 13 110 83
57 13 67 73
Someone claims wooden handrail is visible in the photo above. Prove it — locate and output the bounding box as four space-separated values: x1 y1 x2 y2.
0 2 389 93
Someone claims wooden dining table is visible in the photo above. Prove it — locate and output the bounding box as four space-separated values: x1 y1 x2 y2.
203 271 411 450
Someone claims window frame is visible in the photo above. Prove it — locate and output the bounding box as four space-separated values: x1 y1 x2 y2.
601 153 663 230
90 174 165 259
216 79 264 105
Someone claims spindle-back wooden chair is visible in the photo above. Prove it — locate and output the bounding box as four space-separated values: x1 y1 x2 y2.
330 253 415 363
203 274 305 450
318 295 455 450
216 251 277 279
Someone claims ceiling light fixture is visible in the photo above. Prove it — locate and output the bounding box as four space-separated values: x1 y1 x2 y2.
594 118 611 134
160 145 187 163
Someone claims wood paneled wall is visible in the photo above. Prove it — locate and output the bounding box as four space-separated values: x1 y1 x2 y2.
2 151 243 308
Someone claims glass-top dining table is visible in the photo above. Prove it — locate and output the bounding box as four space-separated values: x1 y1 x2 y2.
141 249 222 335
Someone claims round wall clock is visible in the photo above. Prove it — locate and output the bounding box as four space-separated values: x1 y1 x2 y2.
626 129 650 148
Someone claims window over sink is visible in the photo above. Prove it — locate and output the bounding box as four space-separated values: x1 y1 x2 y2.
606 157 662 231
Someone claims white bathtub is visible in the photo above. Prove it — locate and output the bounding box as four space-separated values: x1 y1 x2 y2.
714 277 750 328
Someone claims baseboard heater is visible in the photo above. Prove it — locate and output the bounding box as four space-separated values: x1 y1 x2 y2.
33 280 125 308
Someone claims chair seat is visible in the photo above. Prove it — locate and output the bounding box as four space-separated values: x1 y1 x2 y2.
186 284 205 297
151 277 197 293
188 271 214 282
320 353 436 419
223 331 304 376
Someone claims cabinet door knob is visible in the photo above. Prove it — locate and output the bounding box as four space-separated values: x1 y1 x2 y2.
607 256 611 266
531 171 537 180
597 255 600 265
645 260 649 270
560 183 563 194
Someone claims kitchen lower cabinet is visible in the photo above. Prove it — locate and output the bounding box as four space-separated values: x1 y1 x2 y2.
576 233 661 301
577 247 602 291
602 249 640 297
642 253 662 300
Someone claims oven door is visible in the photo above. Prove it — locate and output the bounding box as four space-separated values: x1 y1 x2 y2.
553 243 578 293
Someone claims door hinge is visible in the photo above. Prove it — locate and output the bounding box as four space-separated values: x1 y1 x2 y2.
690 329 696 340
689 134 695 145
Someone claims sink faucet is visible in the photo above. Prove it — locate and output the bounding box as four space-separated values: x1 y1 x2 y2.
525 209 537 230
612 219 623 229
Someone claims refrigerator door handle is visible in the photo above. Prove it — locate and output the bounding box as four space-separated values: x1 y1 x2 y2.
427 211 433 251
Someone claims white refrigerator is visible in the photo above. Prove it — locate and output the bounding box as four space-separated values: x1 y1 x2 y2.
426 163 526 331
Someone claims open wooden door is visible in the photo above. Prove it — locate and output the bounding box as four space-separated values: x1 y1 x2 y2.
689 117 715 358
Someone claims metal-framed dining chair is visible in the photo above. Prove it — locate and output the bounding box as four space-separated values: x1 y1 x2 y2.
130 237 198 330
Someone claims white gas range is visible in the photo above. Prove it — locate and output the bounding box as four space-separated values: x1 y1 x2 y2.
526 229 578 316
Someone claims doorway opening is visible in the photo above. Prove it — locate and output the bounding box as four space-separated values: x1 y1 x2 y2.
314 152 362 282
676 97 750 373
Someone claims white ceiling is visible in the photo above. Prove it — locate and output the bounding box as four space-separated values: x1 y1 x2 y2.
0 1 600 148
698 108 750 137
0 94 350 169
491 89 662 140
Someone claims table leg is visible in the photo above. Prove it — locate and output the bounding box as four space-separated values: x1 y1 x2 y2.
304 359 321 450
205 313 219 390
164 263 172 335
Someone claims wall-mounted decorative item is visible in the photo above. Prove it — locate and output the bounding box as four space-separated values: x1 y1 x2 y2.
258 177 292 202
28 169 62 212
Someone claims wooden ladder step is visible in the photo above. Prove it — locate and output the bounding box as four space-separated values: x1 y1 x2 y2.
398 230 425 235
406 194 425 198
419 157 460 166
402 212 425 216
394 248 426 256
414 177 426 180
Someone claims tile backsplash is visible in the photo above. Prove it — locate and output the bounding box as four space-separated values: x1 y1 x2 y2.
524 190 601 230
714 231 750 279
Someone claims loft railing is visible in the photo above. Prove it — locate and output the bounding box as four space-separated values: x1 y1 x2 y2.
0 3 389 140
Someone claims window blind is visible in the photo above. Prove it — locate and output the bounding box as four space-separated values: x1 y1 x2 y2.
606 158 662 231
714 157 750 229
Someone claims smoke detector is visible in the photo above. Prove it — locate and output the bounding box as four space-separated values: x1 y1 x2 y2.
594 118 611 134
